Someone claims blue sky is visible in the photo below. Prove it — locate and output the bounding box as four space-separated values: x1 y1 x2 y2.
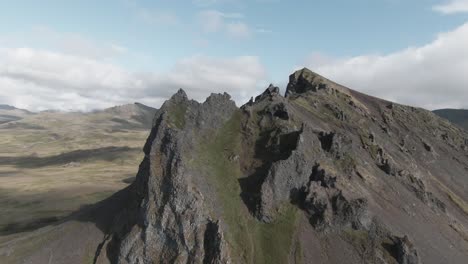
0 0 468 110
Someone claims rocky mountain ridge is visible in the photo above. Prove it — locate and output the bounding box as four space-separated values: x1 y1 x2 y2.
1 68 468 264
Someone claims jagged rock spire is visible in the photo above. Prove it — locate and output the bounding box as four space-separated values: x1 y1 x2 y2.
285 67 330 96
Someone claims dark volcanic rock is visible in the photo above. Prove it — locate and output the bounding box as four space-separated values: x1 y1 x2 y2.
254 84 280 102
285 68 330 96
395 235 420 264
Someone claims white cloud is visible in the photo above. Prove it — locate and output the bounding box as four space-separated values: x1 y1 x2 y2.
226 22 251 38
197 10 251 38
304 22 468 110
433 0 468 14
21 26 128 60
0 47 266 111
159 55 265 101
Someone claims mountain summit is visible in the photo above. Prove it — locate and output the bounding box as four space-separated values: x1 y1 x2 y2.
2 68 468 264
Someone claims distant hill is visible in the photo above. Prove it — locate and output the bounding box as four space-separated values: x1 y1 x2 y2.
0 102 157 128
0 104 16 110
0 102 157 235
433 109 468 130
0 105 33 124
100 102 157 129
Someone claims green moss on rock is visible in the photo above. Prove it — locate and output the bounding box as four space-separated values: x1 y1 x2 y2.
168 104 187 129
193 110 299 264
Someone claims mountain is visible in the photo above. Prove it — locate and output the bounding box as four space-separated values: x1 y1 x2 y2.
1 68 468 264
100 102 158 129
0 105 33 124
433 109 468 130
0 103 156 236
0 104 18 110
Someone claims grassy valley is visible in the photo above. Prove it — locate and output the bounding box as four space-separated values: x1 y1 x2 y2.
0 104 156 235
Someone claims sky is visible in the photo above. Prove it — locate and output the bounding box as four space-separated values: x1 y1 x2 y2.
0 0 467 111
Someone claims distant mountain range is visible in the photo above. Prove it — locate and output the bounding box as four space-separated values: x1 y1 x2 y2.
433 109 468 130
0 102 157 128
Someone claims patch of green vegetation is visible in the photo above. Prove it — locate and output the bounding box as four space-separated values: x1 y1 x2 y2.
193 110 299 264
335 152 357 173
343 228 370 252
433 177 468 216
168 103 188 129
291 97 315 113
254 205 299 264
358 133 380 159
343 229 398 264
368 145 380 160
293 237 303 264
358 133 371 146
447 191 468 216
449 222 468 242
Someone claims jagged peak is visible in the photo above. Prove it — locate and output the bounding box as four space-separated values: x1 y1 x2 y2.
171 88 188 100
254 84 281 102
165 89 189 107
291 67 325 81
285 67 351 97
205 92 232 104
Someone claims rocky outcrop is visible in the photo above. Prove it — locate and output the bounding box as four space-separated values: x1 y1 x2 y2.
285 68 330 95
5 68 468 264
105 90 237 263
394 235 420 264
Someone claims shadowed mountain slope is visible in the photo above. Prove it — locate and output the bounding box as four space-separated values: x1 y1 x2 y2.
0 105 33 124
434 109 468 130
1 68 468 264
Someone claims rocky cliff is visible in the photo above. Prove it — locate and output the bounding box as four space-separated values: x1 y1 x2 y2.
2 68 468 264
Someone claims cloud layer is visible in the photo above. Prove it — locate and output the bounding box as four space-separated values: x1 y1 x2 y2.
433 0 468 14
305 22 468 110
0 48 266 111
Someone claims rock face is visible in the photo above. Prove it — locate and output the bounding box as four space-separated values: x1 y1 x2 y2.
106 90 236 263
3 68 468 264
